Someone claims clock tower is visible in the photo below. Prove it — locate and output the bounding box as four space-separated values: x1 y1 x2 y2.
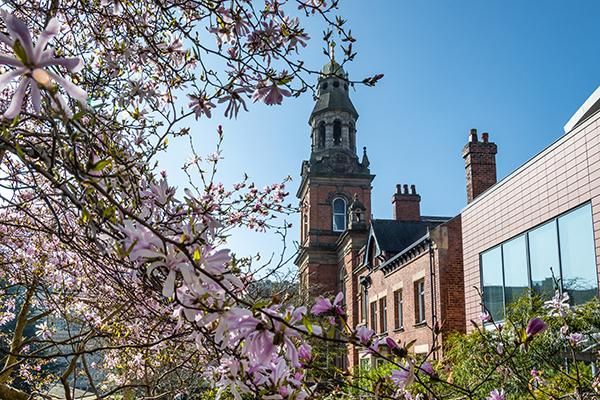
296 53 374 295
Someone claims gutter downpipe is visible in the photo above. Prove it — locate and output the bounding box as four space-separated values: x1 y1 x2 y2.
428 236 438 360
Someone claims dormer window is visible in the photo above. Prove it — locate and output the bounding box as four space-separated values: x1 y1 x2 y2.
332 197 347 232
333 120 342 145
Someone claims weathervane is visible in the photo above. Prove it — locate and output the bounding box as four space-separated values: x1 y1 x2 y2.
329 41 336 62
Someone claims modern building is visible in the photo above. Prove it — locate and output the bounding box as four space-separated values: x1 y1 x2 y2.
296 55 600 369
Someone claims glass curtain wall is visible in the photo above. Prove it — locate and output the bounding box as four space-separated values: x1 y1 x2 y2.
481 203 598 320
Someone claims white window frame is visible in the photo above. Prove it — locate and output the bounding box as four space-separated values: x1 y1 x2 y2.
332 197 347 232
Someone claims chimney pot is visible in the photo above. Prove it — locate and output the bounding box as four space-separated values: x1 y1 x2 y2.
470 128 478 142
392 183 421 221
482 132 489 143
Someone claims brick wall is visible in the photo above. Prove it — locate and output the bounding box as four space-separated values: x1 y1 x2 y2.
462 112 600 330
432 217 465 343
462 129 498 203
360 249 435 358
298 176 372 296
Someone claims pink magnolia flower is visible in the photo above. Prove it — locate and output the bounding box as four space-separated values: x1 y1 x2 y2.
311 292 344 316
35 321 53 340
544 290 570 317
568 332 585 346
526 317 548 338
390 363 414 388
298 343 312 363
252 81 291 105
0 13 86 118
188 93 215 119
487 389 505 400
417 361 435 377
385 337 399 351
480 311 491 323
355 325 374 345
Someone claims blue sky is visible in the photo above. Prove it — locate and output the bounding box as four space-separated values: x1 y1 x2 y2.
160 1 600 270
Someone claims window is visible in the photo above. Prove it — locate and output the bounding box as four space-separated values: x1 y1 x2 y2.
379 297 387 333
480 203 598 321
502 235 528 307
360 287 368 323
481 246 504 321
414 279 426 324
359 358 370 372
318 122 325 148
370 301 377 332
558 204 598 304
332 197 347 232
333 120 342 145
529 221 559 299
393 289 403 330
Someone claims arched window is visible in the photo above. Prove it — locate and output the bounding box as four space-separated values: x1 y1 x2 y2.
318 122 326 148
332 197 347 232
333 120 342 146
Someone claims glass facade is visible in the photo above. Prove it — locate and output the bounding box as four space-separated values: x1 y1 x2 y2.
481 203 598 320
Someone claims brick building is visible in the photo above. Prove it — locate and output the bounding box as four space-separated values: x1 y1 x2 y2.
296 56 600 369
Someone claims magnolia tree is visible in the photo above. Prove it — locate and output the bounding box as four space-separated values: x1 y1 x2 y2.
0 1 382 399
0 1 598 400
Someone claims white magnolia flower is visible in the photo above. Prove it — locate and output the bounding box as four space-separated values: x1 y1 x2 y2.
0 13 86 118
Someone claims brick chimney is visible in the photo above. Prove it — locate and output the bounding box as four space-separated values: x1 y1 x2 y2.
462 129 497 203
392 184 421 221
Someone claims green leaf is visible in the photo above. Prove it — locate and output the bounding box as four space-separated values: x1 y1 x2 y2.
13 39 28 64
91 159 111 172
302 315 314 335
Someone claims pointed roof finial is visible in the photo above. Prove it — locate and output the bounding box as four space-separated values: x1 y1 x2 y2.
329 41 336 62
361 146 370 168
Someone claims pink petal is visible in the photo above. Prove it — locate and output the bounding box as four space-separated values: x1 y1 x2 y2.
0 54 22 67
47 71 87 104
30 78 41 113
162 269 177 298
33 18 60 62
3 78 28 119
0 68 24 90
40 57 83 73
5 15 34 61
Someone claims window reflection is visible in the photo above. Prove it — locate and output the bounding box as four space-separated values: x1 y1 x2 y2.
559 204 598 304
481 247 504 321
503 235 528 306
480 203 598 321
529 221 560 299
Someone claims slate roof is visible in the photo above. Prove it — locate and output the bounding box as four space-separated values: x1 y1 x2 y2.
311 87 358 119
370 217 450 254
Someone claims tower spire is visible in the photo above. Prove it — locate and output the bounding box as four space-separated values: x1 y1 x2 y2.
329 41 336 62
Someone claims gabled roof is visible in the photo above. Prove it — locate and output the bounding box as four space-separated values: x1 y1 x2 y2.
370 218 449 254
